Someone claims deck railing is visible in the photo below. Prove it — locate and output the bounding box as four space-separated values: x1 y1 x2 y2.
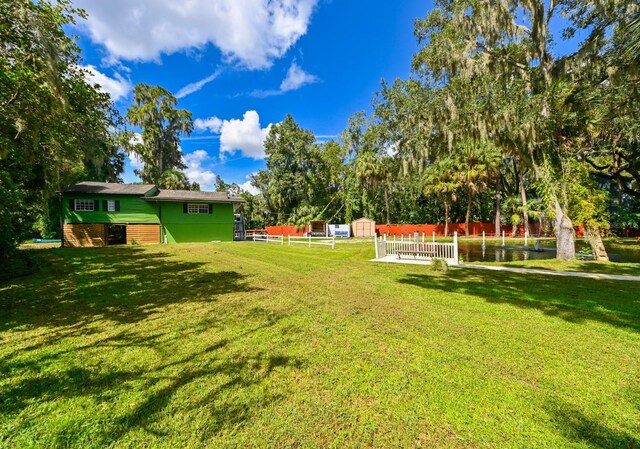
374 233 459 265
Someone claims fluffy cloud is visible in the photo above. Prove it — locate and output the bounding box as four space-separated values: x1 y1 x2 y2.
184 150 216 190
195 111 272 160
76 0 317 69
81 65 132 101
251 61 318 97
175 69 222 99
240 178 260 195
280 61 318 92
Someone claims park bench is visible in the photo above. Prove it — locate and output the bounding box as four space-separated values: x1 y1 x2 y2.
396 247 436 259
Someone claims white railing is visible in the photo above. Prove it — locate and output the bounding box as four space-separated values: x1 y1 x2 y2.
252 234 284 245
375 233 459 265
288 235 336 249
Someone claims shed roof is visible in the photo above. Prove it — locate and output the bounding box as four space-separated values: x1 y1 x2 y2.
352 217 375 223
145 190 244 203
62 182 156 195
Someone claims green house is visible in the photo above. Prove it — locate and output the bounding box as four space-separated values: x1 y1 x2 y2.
61 182 243 247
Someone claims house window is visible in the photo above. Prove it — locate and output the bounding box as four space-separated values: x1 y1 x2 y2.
188 203 209 214
74 199 95 211
107 200 116 212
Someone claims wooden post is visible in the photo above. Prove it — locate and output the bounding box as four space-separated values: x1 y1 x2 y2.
524 231 528 248
502 231 505 247
453 232 459 265
482 230 485 247
374 234 379 258
432 231 435 243
308 235 311 248
401 234 404 242
421 232 425 243
281 234 284 245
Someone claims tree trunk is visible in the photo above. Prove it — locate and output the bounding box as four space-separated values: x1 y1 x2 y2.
465 189 473 237
554 198 576 260
584 225 609 261
519 169 530 236
384 187 390 225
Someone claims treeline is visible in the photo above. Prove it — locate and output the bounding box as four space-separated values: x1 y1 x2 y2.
243 0 640 261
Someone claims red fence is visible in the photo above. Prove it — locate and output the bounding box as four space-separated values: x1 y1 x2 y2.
264 225 307 236
265 222 587 237
375 222 584 237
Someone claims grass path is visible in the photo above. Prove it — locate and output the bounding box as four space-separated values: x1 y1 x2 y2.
1 242 639 448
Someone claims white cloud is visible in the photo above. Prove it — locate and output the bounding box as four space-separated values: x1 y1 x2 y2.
194 117 223 133
240 178 260 195
280 61 318 91
183 150 216 190
129 151 144 170
76 0 317 70
81 64 132 101
195 111 272 160
251 61 318 97
175 69 222 99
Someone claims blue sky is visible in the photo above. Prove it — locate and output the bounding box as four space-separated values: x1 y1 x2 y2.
72 0 585 192
73 0 432 191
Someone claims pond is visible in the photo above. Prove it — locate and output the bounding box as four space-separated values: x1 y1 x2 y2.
459 241 640 263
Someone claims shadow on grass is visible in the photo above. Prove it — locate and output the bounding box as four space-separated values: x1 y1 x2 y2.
494 261 640 276
0 246 260 333
398 270 640 332
0 247 302 445
547 400 640 449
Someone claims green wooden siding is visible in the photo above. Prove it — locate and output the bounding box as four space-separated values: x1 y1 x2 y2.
63 194 160 224
161 202 234 243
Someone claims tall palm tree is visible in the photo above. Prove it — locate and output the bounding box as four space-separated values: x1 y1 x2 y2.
423 158 463 236
454 140 501 236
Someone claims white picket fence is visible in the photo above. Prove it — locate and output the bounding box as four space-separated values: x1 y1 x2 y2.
288 235 335 249
252 234 284 244
252 234 336 249
374 233 459 265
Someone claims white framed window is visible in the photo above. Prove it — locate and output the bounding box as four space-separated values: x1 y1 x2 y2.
187 203 209 214
107 200 116 212
74 199 94 211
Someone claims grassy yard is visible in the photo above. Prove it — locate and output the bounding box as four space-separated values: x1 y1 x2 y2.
1 242 639 448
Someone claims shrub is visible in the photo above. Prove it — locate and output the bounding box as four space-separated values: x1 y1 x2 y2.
431 258 449 273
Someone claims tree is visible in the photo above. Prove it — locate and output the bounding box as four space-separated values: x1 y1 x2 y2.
453 139 501 236
409 0 639 259
157 169 199 191
0 0 120 256
423 158 463 236
125 84 193 184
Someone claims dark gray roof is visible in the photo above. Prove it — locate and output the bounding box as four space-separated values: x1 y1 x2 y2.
146 189 244 203
62 182 156 195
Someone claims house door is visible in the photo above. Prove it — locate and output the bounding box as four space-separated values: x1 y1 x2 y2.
106 224 127 245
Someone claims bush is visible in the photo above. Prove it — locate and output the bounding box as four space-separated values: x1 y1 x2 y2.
431 258 449 273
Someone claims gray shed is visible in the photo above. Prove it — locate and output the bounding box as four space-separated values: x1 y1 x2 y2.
351 217 376 237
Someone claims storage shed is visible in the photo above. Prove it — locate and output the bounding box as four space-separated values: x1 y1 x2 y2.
351 217 376 237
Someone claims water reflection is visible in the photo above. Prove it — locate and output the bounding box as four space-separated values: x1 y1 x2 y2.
460 242 640 263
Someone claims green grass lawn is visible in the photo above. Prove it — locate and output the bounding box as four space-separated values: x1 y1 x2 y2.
1 242 639 448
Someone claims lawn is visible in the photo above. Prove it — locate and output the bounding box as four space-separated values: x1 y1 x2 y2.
1 242 639 448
